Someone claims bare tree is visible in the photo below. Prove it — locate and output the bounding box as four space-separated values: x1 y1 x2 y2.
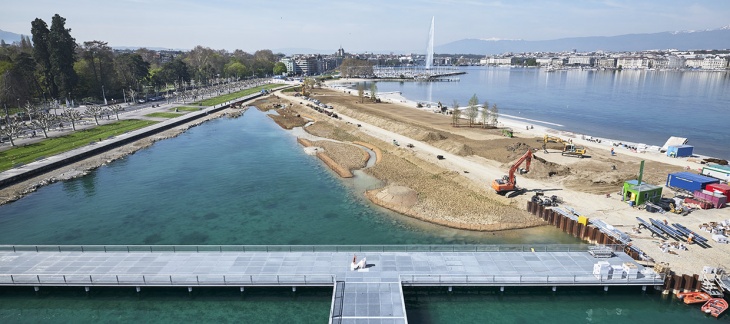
108 104 124 120
451 100 460 127
489 103 499 126
369 82 378 101
61 109 82 131
23 102 38 124
127 88 137 104
85 105 104 125
480 100 490 128
466 94 479 127
357 83 365 103
0 117 22 146
32 111 57 138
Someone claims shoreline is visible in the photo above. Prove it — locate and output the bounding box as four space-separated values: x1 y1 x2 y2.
294 85 729 276
328 80 727 170
328 79 728 163
0 106 249 206
269 91 546 232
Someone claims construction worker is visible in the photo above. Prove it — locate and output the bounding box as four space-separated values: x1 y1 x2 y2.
542 143 548 154
687 233 694 244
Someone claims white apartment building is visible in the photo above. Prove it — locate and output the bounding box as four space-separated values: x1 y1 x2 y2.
567 56 594 66
616 57 649 69
701 56 729 69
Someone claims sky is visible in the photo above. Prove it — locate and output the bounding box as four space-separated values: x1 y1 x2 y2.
2 0 729 53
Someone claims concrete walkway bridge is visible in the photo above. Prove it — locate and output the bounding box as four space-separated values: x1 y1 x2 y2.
0 244 663 324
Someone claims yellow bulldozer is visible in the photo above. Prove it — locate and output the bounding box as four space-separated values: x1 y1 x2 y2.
543 135 587 158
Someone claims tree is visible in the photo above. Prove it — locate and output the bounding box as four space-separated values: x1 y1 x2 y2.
49 14 79 100
272 62 286 75
31 111 57 138
0 114 22 146
23 102 38 123
224 61 248 79
31 18 56 98
480 100 490 128
466 94 479 127
107 104 124 120
489 103 499 126
85 105 104 125
80 41 114 100
115 53 150 91
369 82 378 101
451 100 460 126
302 77 316 96
357 83 365 103
159 59 190 84
61 108 82 130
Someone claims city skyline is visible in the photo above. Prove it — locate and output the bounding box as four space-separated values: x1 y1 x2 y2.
1 0 729 53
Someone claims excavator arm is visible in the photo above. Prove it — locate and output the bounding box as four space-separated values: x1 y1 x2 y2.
491 149 533 194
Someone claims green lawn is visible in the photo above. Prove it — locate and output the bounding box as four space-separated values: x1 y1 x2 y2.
0 120 157 172
172 106 201 112
145 112 185 118
195 83 284 106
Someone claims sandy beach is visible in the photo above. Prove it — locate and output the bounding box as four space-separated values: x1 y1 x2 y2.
267 85 729 277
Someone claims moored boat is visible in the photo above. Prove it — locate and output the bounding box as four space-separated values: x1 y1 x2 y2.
701 298 728 318
682 292 712 304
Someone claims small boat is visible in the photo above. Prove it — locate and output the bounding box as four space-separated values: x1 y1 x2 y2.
701 298 728 318
682 292 712 304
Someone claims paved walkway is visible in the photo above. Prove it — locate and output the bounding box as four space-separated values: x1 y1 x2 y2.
0 246 662 324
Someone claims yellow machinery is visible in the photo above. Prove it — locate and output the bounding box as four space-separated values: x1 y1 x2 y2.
544 135 586 158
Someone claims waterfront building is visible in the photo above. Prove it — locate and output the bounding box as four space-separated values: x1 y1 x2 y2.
702 56 729 69
617 57 649 69
666 55 686 69
597 57 617 68
685 58 703 69
567 56 595 66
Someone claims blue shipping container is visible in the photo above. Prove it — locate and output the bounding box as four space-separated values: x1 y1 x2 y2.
666 145 694 157
666 172 719 192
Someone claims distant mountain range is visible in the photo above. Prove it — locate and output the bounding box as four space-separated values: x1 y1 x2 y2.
0 29 24 44
435 27 730 55
3 26 730 55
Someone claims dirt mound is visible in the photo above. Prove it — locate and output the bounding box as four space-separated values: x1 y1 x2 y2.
505 142 534 159
528 155 571 179
561 160 635 194
419 131 448 142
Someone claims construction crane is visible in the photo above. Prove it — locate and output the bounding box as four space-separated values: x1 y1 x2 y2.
491 149 533 194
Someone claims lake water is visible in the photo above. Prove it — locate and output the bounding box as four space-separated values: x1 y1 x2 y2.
368 67 730 159
1 108 617 323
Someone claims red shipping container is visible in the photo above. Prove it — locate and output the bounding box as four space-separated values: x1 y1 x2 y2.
706 183 730 198
684 197 713 209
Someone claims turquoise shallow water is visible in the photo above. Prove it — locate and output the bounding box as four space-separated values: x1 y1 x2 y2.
404 287 730 323
0 108 725 322
0 109 577 246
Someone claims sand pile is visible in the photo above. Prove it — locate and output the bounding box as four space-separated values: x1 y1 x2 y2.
310 140 368 171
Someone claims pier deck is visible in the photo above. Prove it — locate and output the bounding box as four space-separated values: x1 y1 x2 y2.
0 245 662 324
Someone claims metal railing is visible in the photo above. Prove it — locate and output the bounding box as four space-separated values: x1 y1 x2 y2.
0 244 621 254
400 272 665 287
0 273 336 287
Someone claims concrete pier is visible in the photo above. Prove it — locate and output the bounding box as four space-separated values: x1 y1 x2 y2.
0 245 663 324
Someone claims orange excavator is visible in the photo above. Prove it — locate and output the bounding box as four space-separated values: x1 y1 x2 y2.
491 149 533 194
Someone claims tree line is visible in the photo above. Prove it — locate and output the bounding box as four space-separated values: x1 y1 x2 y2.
0 14 286 109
